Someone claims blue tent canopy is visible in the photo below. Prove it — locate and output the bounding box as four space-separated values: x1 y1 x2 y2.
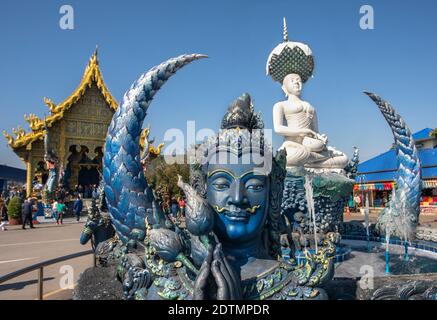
356 129 437 183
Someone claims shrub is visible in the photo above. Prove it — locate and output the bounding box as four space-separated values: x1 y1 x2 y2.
7 196 23 219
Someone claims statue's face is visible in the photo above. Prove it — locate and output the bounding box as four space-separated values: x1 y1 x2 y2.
206 151 269 245
282 73 302 97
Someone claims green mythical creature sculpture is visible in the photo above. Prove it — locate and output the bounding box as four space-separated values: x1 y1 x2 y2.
79 196 115 251
98 53 337 300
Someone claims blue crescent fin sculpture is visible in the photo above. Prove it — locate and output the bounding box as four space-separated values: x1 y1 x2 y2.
103 54 207 246
364 92 422 241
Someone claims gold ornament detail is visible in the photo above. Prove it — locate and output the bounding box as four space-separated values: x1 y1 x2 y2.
140 127 164 159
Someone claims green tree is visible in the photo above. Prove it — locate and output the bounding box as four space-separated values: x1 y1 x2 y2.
7 196 23 219
144 155 189 200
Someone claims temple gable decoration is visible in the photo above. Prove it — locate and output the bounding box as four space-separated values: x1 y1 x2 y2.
3 49 118 195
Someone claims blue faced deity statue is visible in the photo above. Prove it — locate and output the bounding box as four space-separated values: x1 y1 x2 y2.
187 94 281 269
89 54 337 301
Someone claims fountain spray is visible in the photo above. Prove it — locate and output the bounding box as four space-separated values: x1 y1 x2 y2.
304 174 318 253
384 190 397 275
365 194 370 252
399 189 410 262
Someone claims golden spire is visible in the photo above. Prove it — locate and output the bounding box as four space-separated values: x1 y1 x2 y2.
94 45 98 59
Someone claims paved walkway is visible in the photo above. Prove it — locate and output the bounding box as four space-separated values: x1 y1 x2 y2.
0 216 93 300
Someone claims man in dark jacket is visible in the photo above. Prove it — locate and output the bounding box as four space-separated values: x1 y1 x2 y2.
22 198 34 229
73 196 83 222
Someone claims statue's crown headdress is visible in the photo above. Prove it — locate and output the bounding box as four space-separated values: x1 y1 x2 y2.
191 93 270 168
266 18 314 84
189 93 274 197
221 93 264 131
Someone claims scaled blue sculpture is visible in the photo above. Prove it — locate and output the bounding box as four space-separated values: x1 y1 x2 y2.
364 92 421 241
100 54 336 300
103 54 206 247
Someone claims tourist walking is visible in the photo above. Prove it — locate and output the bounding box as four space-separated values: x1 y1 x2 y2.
0 201 8 222
56 200 66 225
21 198 34 229
348 196 354 214
92 185 99 199
52 199 59 223
0 201 8 231
178 197 186 218
73 195 83 222
78 185 84 198
84 185 91 198
170 198 178 220
354 194 361 210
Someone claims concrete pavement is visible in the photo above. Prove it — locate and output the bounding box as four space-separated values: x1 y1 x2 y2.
0 216 93 300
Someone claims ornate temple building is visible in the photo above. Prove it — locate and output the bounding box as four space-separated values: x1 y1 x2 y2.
3 50 118 196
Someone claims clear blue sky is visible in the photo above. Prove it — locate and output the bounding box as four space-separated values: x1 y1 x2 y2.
1 0 436 169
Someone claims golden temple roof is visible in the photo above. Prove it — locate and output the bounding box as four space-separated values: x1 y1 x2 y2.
3 49 118 149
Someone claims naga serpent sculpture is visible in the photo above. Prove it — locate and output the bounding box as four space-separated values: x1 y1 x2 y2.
99 54 336 300
364 92 421 241
103 54 207 247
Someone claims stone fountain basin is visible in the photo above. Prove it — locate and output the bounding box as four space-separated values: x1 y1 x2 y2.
324 239 437 300
337 239 437 278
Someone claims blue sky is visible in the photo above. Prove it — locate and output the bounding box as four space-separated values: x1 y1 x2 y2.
1 0 436 169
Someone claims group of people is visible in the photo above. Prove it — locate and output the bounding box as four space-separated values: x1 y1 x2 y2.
47 198 67 225
47 193 84 225
346 192 390 214
2 186 25 200
73 184 100 200
167 197 186 222
0 185 26 231
1 181 181 230
153 185 187 223
0 184 86 231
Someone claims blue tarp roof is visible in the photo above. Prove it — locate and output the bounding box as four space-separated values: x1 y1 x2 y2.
356 129 437 182
412 128 433 140
0 165 26 182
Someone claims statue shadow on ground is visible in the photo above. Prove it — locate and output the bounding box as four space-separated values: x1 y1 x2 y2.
0 277 55 291
322 277 358 300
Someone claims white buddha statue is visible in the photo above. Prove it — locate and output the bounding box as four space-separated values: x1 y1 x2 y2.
273 73 348 170
267 18 348 171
